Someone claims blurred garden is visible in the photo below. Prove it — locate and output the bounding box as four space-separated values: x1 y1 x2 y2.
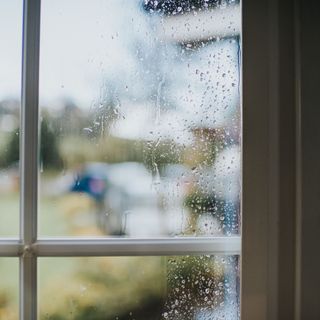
0 0 240 318
0 94 239 318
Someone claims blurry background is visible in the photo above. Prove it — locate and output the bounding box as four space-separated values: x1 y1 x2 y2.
0 0 240 318
36 0 241 238
39 255 239 320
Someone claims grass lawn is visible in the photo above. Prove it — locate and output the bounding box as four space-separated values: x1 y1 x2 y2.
0 191 85 319
0 191 229 319
0 192 19 236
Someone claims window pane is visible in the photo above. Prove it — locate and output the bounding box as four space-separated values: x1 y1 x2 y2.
39 0 241 237
39 255 239 319
0 0 22 236
0 258 19 320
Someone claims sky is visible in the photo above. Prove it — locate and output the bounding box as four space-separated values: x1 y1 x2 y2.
0 0 23 100
1 0 150 106
0 0 240 140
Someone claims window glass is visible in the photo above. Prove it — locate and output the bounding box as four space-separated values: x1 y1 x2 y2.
39 0 241 237
39 255 239 319
0 258 19 320
0 0 22 236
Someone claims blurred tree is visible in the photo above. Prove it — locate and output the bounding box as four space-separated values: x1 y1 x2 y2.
2 129 19 167
40 116 63 170
1 116 63 170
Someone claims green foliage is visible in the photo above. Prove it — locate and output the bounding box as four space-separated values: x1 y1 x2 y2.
143 139 182 174
0 116 63 170
39 256 226 320
184 192 217 213
2 130 19 167
59 134 182 173
162 256 227 320
40 117 63 170
40 257 166 320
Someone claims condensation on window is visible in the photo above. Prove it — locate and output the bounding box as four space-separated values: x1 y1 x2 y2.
39 255 239 320
39 0 241 238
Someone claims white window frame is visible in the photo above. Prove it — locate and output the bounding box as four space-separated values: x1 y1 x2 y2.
3 0 312 319
0 1 243 319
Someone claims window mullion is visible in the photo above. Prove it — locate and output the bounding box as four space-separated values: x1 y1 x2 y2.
0 239 22 257
34 236 241 256
20 0 41 320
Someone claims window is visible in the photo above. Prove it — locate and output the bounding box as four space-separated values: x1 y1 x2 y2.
0 0 245 319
